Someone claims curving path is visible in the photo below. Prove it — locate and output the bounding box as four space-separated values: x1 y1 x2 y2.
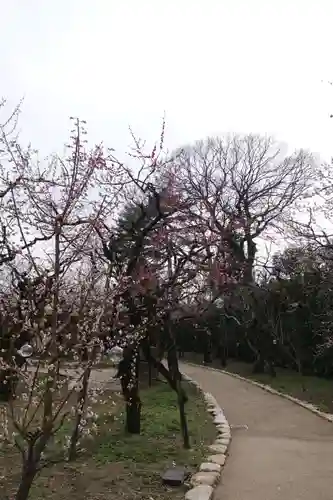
181 363 333 500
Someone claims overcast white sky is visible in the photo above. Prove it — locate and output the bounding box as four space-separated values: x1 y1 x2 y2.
1 0 332 161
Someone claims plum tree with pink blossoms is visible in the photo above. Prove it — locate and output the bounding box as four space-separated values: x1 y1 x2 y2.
0 111 128 500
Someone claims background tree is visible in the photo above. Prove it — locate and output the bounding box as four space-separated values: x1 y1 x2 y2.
175 134 315 283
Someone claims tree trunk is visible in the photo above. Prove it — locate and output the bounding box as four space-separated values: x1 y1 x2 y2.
203 350 212 364
0 368 18 401
217 344 227 367
244 236 256 284
118 347 141 435
203 332 212 364
252 354 265 374
267 360 276 377
148 358 152 387
68 365 91 461
125 388 142 434
141 340 188 402
177 391 190 449
15 464 37 500
178 347 185 358
142 344 191 446
167 344 190 449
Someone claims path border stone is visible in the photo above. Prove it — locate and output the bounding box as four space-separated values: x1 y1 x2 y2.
184 362 333 424
181 371 231 500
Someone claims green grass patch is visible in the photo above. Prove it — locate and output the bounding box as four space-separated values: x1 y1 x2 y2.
0 380 215 500
225 360 333 413
92 382 214 467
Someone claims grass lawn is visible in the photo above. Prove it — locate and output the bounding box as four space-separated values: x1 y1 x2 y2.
185 353 333 414
226 360 333 414
0 380 216 500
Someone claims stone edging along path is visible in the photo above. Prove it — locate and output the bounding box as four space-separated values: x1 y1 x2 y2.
184 362 333 424
181 372 231 500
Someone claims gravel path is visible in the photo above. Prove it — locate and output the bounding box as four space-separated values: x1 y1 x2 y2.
181 363 333 500
27 365 120 391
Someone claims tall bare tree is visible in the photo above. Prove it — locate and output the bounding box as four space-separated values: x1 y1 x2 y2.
175 134 315 283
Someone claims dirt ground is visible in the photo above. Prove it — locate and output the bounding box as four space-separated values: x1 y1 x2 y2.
0 377 215 500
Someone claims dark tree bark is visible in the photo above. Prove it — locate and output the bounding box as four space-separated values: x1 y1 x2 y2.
167 337 190 449
15 466 37 500
148 356 152 387
217 344 227 367
125 388 141 434
252 352 265 374
142 338 190 448
118 346 141 435
15 439 41 500
178 347 185 358
68 364 91 461
203 331 212 364
0 368 18 401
